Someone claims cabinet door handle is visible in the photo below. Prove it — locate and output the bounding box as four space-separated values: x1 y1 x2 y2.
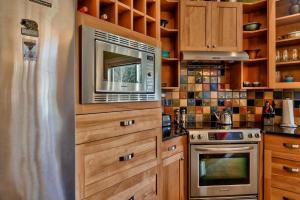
128 196 135 200
120 120 135 127
212 45 216 48
168 145 177 152
283 143 299 149
119 153 134 161
283 197 291 200
283 166 299 173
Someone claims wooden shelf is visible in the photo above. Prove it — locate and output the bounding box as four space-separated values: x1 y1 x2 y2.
162 87 179 90
273 82 300 89
277 13 300 26
243 28 268 39
133 9 144 17
243 0 267 13
161 0 178 11
242 86 269 90
118 2 130 13
276 37 300 47
276 60 300 66
161 27 178 37
162 58 179 63
146 15 156 22
243 58 268 63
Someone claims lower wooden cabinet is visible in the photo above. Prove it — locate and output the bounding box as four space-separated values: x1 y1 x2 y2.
264 134 300 200
161 136 187 200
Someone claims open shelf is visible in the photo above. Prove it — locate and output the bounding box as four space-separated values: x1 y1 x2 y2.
277 37 300 47
241 86 269 90
243 58 268 63
161 0 178 11
277 13 300 26
243 28 268 39
162 58 179 63
276 60 300 66
161 27 178 37
162 87 179 90
77 0 158 39
162 63 179 88
243 0 267 13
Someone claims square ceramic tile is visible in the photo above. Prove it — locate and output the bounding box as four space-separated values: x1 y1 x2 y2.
247 114 255 122
211 83 218 91
211 69 218 76
195 84 202 91
181 69 187 75
203 92 211 99
203 99 211 106
172 92 179 99
187 107 195 114
218 92 225 98
218 84 225 90
188 84 195 91
233 92 240 99
255 107 263 114
240 91 247 99
264 91 273 99
211 92 218 99
225 99 232 107
255 99 264 107
188 76 195 84
196 114 203 122
247 91 255 99
188 99 196 106
218 76 225 83
187 114 196 122
233 114 240 122
225 84 231 89
203 84 210 91
179 92 187 99
203 76 210 83
188 69 195 76
294 91 300 99
232 99 240 107
195 76 202 84
172 99 180 107
274 100 282 108
248 107 255 114
203 106 211 114
196 69 203 76
180 99 187 107
273 91 283 99
195 100 202 106
219 68 225 76
188 92 194 99
225 92 233 99
247 99 255 106
240 107 247 114
195 92 202 99
240 99 247 106
240 115 247 121
196 107 203 114
255 91 264 99
203 69 210 76
211 99 218 106
180 76 187 84
218 99 225 106
211 77 218 83
283 90 294 99
203 114 211 122
180 84 187 92
233 107 240 114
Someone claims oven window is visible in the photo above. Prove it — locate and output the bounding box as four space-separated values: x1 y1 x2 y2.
199 153 250 186
104 51 142 84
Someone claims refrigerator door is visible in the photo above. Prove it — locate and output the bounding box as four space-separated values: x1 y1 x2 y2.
0 0 75 199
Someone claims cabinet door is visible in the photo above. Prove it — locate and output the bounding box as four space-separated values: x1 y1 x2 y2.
162 152 185 200
180 1 211 51
211 2 242 52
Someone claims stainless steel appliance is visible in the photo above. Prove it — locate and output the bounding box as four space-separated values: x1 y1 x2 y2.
81 25 161 103
189 129 261 200
0 1 75 199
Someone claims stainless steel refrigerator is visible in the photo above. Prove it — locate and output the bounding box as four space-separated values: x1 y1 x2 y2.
0 0 75 199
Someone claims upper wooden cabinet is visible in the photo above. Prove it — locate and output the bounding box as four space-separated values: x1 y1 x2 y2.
180 1 242 52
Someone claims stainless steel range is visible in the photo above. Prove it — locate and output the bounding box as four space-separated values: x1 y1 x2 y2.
189 128 261 200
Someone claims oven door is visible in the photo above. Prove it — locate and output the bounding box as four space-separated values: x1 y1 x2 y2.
95 40 155 94
190 144 258 198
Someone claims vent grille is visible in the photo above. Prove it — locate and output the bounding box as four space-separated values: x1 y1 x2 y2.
94 30 155 53
94 94 157 103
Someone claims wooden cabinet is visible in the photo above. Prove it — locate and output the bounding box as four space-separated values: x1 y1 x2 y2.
161 136 187 200
180 1 242 52
264 134 300 200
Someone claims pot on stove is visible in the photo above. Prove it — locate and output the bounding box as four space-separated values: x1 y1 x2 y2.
214 110 232 125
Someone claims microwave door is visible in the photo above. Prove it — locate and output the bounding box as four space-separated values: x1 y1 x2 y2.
95 40 147 93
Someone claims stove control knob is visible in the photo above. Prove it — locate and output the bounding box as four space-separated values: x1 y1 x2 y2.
255 133 260 138
197 135 202 140
248 133 253 138
191 135 195 140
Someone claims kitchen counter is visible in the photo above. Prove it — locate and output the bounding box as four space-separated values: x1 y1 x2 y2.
263 125 300 138
162 128 188 141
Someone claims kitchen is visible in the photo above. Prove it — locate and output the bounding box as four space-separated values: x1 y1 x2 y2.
0 0 300 200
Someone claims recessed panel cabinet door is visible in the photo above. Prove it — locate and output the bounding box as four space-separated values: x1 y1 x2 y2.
180 1 211 51
211 2 243 52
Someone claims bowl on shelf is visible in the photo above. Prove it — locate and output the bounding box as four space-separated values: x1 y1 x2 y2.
252 82 261 87
245 49 260 59
243 22 261 31
160 19 168 28
289 4 300 15
285 74 295 82
243 81 252 87
162 50 170 58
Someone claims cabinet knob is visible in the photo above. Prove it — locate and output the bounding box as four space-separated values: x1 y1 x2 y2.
206 45 210 48
283 143 299 149
282 197 290 200
119 153 134 161
168 145 177 152
212 45 216 48
120 120 135 127
283 166 299 173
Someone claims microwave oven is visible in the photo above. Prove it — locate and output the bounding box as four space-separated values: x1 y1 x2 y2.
81 25 161 103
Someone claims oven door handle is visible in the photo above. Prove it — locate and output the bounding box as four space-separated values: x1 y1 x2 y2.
195 146 254 152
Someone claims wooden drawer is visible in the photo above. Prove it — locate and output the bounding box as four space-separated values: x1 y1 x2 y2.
76 128 160 199
162 136 187 159
85 167 158 200
265 134 300 155
271 187 300 200
271 157 300 194
76 108 161 144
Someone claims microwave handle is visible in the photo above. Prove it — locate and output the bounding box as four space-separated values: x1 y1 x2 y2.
195 146 254 152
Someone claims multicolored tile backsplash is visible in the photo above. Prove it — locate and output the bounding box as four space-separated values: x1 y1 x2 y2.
162 64 300 128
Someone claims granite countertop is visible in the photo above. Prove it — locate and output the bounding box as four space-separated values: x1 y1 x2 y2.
162 128 188 141
263 125 300 138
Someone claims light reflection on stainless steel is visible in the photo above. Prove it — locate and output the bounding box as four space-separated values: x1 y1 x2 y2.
0 0 75 199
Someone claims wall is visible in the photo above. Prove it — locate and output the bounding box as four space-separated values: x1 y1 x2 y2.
162 64 300 128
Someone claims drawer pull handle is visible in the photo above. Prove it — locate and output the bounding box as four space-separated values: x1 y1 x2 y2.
283 166 299 173
283 143 299 149
283 197 291 200
120 120 135 127
168 145 177 152
119 153 134 161
128 196 135 200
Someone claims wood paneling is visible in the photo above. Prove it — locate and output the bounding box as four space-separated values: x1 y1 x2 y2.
76 108 161 144
211 2 243 52
180 1 211 51
162 135 186 159
76 128 161 199
264 134 300 156
271 187 300 200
